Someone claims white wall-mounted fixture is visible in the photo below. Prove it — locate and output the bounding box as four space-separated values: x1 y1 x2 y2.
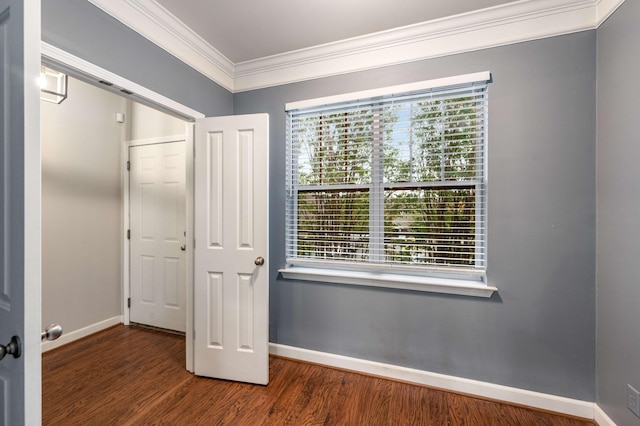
39 65 68 104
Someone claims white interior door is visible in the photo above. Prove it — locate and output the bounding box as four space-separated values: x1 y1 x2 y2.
194 114 269 385
0 0 41 424
130 141 187 332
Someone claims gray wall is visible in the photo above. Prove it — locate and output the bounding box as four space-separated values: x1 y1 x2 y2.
234 31 597 400
41 0 233 117
596 1 640 424
41 76 124 334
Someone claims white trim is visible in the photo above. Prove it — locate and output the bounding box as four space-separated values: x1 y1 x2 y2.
78 0 625 92
122 132 131 327
595 0 625 26
234 0 598 91
86 0 234 92
184 123 195 373
594 404 617 426
25 0 44 423
269 343 596 420
279 267 497 298
41 316 123 353
40 42 206 120
285 71 491 111
121 100 132 328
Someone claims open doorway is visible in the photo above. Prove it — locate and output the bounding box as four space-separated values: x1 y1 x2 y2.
39 44 270 386
40 71 189 351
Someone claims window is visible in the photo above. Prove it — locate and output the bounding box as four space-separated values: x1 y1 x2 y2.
283 72 494 296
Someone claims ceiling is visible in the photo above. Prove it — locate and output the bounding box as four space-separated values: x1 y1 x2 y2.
154 0 513 63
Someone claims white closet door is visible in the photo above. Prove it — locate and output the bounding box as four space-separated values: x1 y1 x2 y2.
130 141 186 332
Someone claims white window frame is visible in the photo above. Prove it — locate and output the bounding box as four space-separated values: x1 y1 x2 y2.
280 72 497 298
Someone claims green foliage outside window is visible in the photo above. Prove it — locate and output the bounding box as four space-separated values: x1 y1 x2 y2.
289 91 485 270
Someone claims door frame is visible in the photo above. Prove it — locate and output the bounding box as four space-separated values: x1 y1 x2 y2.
42 42 203 371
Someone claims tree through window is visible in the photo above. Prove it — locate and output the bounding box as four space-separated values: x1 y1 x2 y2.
286 74 489 279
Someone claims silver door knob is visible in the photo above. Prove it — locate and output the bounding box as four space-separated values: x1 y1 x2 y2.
41 324 63 341
254 256 265 266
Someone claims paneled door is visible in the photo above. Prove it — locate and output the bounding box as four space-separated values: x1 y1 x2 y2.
130 141 186 332
0 0 41 424
194 114 269 385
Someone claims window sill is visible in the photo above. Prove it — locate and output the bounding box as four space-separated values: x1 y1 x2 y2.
278 267 498 298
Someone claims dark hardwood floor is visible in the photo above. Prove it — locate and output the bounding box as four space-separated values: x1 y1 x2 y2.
43 325 596 425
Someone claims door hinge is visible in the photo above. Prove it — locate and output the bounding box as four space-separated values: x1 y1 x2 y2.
127 160 130 171
127 229 130 240
127 297 131 308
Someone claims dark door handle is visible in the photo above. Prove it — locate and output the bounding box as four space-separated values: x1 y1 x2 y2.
0 336 22 362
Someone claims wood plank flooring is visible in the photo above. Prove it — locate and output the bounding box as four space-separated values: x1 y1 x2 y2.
43 325 596 425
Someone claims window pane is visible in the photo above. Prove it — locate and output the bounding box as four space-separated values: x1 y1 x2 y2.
384 188 479 267
383 96 483 184
294 111 373 186
441 96 483 181
296 190 370 261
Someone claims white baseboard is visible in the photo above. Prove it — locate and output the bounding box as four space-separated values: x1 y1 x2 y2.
269 343 596 421
41 316 123 353
594 404 617 426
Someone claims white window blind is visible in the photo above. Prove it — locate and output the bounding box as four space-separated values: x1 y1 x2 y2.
285 73 490 280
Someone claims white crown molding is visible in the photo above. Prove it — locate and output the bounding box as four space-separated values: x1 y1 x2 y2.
234 0 598 91
85 0 625 93
596 0 626 26
86 0 234 92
